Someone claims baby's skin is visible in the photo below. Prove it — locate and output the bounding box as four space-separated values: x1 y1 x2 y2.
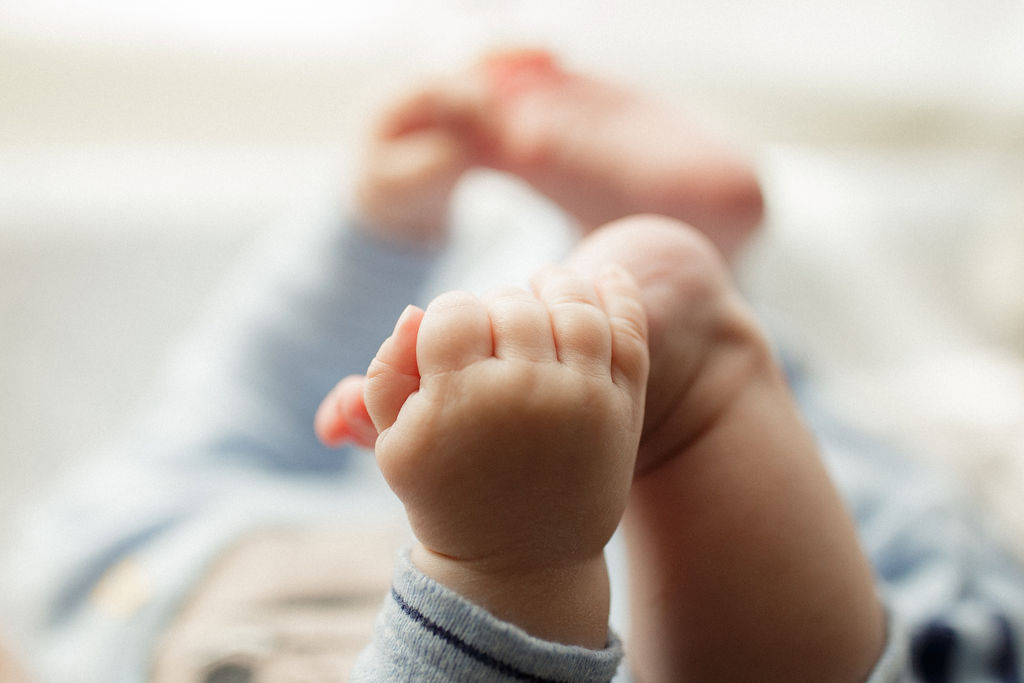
356 49 763 257
320 51 885 682
318 216 885 681
323 263 649 649
566 218 885 682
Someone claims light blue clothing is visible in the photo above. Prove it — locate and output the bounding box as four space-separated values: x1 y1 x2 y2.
353 549 625 682
2 204 436 682
1 183 1022 682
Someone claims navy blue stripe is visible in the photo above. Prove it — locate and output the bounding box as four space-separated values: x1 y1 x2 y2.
993 614 1022 683
911 620 957 683
391 587 569 683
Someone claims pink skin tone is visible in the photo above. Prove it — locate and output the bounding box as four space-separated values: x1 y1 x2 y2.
0 639 30 683
319 51 884 681
355 50 763 256
322 263 650 649
566 218 884 682
316 218 884 680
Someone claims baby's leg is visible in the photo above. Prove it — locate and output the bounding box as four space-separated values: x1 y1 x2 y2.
566 215 885 682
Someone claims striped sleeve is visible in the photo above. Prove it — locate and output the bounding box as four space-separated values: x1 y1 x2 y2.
351 549 624 682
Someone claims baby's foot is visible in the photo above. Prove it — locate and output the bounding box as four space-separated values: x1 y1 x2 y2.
317 266 649 647
354 50 764 256
477 51 764 256
564 214 769 473
566 215 885 681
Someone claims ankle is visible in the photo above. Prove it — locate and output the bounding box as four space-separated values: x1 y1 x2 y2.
638 255 776 475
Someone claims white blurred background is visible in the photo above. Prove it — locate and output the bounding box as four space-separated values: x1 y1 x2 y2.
2 0 1024 548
